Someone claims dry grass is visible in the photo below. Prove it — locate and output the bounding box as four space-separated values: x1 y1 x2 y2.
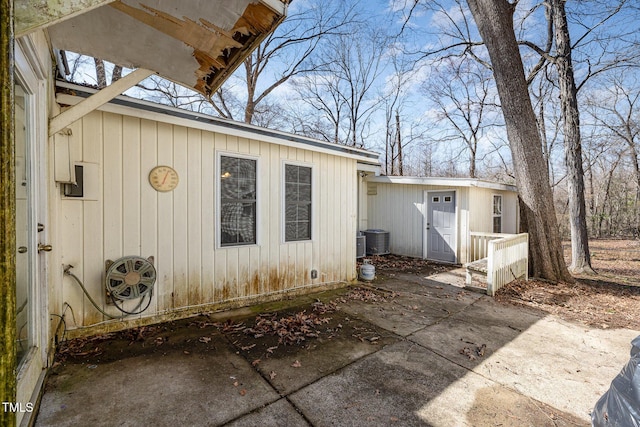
496 239 640 329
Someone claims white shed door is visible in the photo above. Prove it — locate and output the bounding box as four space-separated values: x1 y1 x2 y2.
425 191 456 263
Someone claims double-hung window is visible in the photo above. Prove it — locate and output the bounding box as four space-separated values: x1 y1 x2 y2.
284 164 312 241
492 195 502 233
220 155 257 246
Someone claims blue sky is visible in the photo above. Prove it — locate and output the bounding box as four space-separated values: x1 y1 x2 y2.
64 0 640 179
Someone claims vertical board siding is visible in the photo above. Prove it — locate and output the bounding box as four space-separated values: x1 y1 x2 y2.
58 112 358 327
140 119 158 313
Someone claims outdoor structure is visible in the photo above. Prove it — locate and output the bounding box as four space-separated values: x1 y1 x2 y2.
362 176 520 265
2 1 356 425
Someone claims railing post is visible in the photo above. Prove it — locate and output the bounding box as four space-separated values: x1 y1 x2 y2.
487 240 495 296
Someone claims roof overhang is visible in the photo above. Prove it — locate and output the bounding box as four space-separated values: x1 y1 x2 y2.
367 176 518 192
55 80 382 165
26 0 287 97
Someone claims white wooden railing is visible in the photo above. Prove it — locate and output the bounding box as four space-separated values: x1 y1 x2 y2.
469 232 516 261
466 232 529 296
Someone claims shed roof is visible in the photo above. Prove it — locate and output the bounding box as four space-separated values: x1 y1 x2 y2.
367 176 518 192
56 80 381 166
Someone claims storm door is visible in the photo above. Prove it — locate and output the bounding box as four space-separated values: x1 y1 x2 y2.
425 191 457 263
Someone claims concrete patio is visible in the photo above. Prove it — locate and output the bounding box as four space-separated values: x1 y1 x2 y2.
34 269 638 426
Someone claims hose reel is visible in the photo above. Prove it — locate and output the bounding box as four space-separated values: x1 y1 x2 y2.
105 256 156 314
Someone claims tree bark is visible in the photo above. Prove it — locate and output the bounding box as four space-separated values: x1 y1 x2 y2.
466 0 572 282
396 110 403 176
1 0 17 424
111 65 123 83
94 57 107 88
551 0 594 274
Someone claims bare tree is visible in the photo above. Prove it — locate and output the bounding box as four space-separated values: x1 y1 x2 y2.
466 0 572 282
212 2 359 125
295 26 387 147
425 56 497 178
550 0 593 273
588 76 640 236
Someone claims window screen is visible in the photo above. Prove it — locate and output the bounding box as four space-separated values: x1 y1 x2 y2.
285 164 312 241
220 156 256 246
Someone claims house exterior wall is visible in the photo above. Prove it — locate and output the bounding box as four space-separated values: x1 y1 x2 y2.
55 110 358 330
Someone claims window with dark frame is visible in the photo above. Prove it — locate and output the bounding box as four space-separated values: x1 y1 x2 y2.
220 156 257 246
285 164 312 241
493 195 502 233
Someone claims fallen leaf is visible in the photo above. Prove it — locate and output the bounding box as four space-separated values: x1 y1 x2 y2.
477 344 487 357
233 381 239 387
239 389 246 396
199 336 211 343
241 344 256 351
252 359 261 366
269 371 277 379
292 360 302 368
183 350 190 355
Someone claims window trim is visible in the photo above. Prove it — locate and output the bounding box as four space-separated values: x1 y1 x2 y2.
216 151 260 248
281 160 314 243
492 194 503 233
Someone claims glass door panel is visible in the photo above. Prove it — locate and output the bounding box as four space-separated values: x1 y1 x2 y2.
15 82 33 365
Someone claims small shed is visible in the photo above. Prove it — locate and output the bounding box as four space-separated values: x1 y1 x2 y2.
363 176 519 264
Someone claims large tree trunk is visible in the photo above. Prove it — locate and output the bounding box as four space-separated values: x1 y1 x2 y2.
466 0 572 282
1 0 17 424
551 0 594 274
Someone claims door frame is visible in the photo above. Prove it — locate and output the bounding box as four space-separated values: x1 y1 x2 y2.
423 189 458 263
15 36 49 424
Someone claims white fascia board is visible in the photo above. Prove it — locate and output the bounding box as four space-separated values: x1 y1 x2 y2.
357 163 381 173
368 176 517 192
55 90 380 165
260 0 288 15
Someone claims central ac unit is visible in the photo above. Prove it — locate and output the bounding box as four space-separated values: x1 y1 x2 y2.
363 229 390 255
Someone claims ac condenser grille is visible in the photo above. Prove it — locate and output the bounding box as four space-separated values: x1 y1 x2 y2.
363 229 390 255
356 235 366 258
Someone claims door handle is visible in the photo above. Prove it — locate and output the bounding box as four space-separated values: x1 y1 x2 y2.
37 243 53 252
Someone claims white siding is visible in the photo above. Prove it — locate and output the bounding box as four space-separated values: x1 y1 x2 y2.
468 188 519 234
56 111 358 328
367 181 517 264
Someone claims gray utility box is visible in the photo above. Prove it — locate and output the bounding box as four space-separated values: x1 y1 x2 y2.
363 229 390 255
356 234 366 258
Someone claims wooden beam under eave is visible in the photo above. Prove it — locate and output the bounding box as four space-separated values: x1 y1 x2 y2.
49 68 154 136
15 0 115 38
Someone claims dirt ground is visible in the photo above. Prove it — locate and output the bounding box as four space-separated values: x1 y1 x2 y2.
495 239 640 330
361 241 640 331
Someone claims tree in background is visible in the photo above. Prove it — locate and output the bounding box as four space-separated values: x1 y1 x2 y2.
424 56 498 178
295 26 387 147
211 1 358 125
466 0 572 282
